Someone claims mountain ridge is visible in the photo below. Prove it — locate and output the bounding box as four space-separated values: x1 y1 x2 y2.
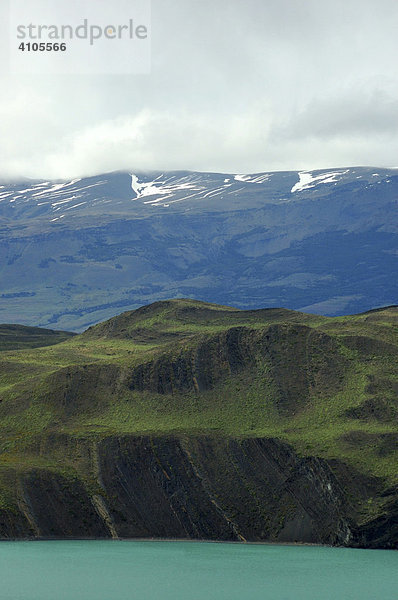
0 166 397 330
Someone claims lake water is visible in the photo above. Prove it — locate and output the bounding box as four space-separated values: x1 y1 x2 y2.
0 540 396 600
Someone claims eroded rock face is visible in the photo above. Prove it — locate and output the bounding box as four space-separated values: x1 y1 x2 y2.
0 509 32 539
352 496 398 549
19 470 109 539
1 435 394 548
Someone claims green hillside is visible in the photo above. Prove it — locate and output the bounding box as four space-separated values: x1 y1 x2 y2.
0 324 76 351
0 299 397 545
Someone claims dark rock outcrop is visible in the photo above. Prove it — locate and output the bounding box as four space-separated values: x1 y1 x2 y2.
2 435 394 547
352 495 398 549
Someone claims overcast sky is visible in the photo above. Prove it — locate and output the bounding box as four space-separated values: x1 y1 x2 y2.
1 0 398 179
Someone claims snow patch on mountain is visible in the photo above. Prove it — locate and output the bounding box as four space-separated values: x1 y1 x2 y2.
131 173 205 205
291 170 349 193
234 173 270 184
130 173 235 206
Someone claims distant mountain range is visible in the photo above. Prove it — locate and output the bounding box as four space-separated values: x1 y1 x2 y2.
0 167 397 331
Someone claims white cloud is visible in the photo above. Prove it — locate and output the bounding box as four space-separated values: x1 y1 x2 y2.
1 0 398 179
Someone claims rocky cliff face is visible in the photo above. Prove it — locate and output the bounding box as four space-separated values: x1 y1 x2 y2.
0 435 395 548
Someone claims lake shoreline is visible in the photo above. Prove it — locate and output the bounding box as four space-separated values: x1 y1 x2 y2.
1 536 396 551
0 537 384 550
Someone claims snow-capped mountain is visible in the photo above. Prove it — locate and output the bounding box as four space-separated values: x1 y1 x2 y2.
0 167 395 220
0 167 397 330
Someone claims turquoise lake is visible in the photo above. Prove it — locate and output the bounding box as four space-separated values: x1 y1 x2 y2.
0 541 396 600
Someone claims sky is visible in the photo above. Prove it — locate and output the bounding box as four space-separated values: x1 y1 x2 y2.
1 0 398 179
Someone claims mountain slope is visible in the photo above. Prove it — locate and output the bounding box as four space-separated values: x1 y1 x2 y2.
0 324 75 351
0 300 397 546
0 167 397 330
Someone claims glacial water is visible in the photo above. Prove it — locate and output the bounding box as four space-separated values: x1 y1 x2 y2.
0 540 396 600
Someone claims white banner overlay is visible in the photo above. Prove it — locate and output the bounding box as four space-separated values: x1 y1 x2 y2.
8 0 151 74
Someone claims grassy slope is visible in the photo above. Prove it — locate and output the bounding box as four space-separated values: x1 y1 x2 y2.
0 299 397 515
0 324 76 351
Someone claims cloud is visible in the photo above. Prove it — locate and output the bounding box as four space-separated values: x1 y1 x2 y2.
1 0 398 179
280 89 398 140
